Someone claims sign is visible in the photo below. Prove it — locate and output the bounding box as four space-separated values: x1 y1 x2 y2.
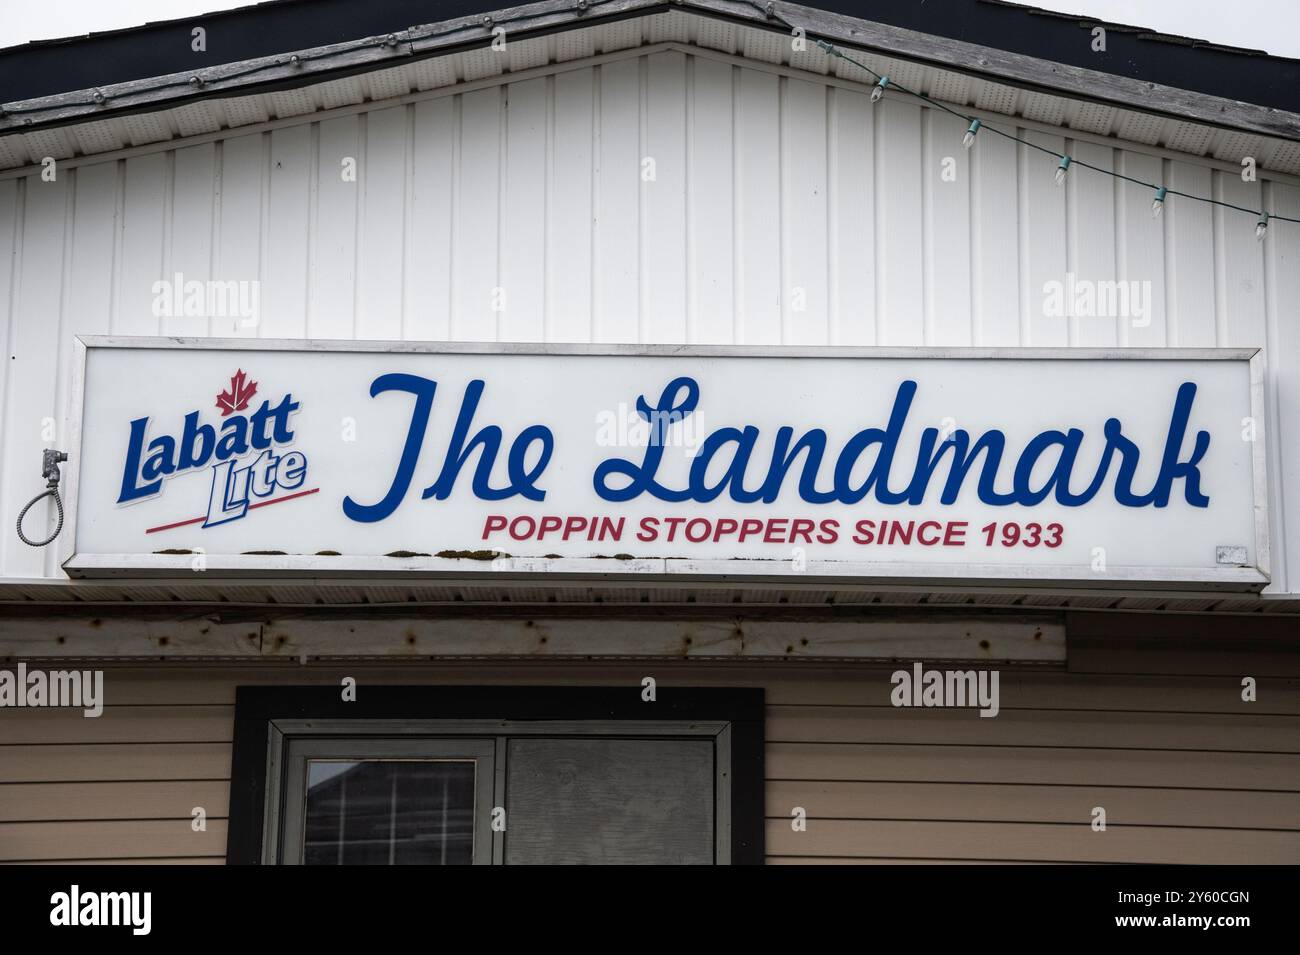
64 339 1268 587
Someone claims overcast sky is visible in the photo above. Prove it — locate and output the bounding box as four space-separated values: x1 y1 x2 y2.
1 0 1297 57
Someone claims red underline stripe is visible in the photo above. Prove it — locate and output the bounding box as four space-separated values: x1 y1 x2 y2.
144 487 320 534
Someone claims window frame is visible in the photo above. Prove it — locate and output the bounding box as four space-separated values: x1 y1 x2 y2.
276 735 497 865
228 686 765 865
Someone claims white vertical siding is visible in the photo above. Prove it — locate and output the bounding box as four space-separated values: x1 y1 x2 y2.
454 90 503 342
782 76 828 345
503 79 548 342
1265 180 1300 598
0 49 1295 591
315 116 363 339
1067 140 1114 348
1117 151 1166 348
924 109 972 347
828 86 873 345
735 67 780 344
3 173 68 579
550 72 594 342
688 56 734 345
214 134 262 340
265 126 312 340
878 98 923 345
970 127 1019 346
1165 161 1217 346
595 61 640 343
1020 130 1067 346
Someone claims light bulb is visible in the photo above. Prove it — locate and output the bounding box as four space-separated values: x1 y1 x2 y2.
871 76 889 103
962 119 980 149
1256 213 1269 241
1054 155 1071 186
1152 187 1167 219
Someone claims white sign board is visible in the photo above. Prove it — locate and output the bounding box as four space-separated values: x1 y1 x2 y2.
65 339 1268 588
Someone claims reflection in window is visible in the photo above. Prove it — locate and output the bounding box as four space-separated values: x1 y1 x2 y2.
303 759 476 865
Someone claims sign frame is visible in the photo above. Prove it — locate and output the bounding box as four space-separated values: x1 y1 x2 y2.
60 336 1271 591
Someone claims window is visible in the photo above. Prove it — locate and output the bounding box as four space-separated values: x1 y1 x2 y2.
229 687 764 865
281 739 496 865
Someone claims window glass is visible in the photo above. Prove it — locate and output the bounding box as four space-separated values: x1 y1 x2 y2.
303 759 477 865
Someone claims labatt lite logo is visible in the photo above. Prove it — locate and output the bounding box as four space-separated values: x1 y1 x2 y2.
117 370 315 532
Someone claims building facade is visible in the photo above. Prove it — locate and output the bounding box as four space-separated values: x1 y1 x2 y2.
0 0 1297 864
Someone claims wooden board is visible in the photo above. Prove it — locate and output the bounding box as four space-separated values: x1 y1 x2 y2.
0 614 1065 662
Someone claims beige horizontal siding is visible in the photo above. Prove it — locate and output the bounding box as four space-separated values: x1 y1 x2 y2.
766 707 1299 751
768 857 1068 864
0 782 229 822
0 706 234 744
764 781 1300 829
0 743 231 784
0 820 227 862
6 701 1294 749
28 857 225 865
765 821 1300 864
24 662 1296 713
0 659 1296 864
767 743 1298 789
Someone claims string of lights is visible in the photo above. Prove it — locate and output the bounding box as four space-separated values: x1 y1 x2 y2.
814 39 1299 239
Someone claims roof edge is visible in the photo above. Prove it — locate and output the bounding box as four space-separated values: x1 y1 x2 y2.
1 0 1297 145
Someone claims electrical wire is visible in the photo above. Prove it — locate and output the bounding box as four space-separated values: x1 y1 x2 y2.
16 451 68 548
814 39 1300 228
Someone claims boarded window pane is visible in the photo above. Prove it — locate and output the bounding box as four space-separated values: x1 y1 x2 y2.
505 738 714 864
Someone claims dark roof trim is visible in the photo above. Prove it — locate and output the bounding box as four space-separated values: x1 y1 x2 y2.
1 0 1298 144
0 0 675 134
1 0 1296 111
777 0 1300 141
987 0 1271 55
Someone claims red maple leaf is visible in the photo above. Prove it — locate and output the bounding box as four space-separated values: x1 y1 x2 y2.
216 369 258 417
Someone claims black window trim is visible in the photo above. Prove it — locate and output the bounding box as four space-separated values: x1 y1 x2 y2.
227 685 765 865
